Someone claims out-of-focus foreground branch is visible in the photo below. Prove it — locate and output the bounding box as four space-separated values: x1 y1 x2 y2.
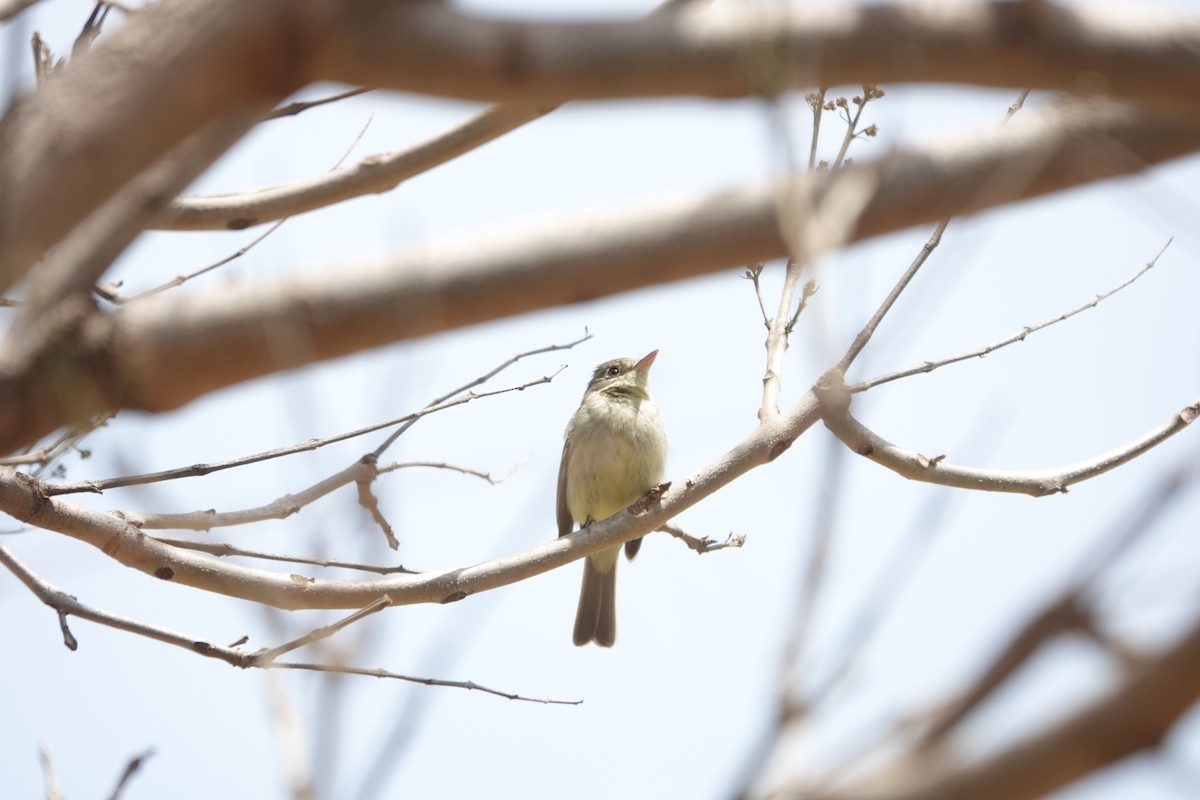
3 100 1199 455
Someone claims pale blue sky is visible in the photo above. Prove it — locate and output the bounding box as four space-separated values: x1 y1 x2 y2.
3 2 1200 799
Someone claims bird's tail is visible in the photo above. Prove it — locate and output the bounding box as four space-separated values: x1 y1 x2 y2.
573 554 617 647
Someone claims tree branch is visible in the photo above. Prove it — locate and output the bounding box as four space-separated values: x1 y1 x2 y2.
0 544 577 704
159 101 559 231
816 372 1200 497
316 2 1200 109
833 609 1200 800
4 101 1198 455
0 388 820 610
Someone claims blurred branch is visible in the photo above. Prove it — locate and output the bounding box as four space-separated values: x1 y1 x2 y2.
108 748 155 800
319 2 1200 108
152 0 696 231
828 608 1200 800
8 0 1200 293
917 458 1195 746
104 114 374 305
817 371 1199 497
658 522 746 554
6 101 1199 455
0 0 43 22
38 744 63 800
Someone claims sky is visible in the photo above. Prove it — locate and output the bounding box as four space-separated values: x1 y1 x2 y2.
3 1 1200 799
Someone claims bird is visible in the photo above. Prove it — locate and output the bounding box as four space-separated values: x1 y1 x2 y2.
557 350 667 647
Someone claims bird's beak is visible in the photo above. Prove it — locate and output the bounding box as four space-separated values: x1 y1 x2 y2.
635 350 659 373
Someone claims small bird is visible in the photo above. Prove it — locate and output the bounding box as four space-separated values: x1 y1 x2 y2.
557 350 668 647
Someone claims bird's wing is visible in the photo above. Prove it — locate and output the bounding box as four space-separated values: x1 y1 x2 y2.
556 440 574 538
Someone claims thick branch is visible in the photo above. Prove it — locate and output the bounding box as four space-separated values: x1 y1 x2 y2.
841 611 1200 800
3 102 1198 454
316 3 1200 108
9 1 1200 291
0 392 816 610
0 0 302 293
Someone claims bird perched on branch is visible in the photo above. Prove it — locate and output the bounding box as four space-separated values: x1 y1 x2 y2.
557 350 667 647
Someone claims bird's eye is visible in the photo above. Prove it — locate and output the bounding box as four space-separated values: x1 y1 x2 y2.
606 366 621 377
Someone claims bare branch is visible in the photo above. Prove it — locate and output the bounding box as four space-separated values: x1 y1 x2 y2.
267 662 581 705
0 0 43 23
917 458 1196 746
317 3 1200 108
658 522 746 554
0 389 823 611
7 107 267 366
107 748 154 800
263 87 372 122
161 102 559 231
850 237 1172 392
38 744 63 800
0 0 300 293
760 259 805 420
106 114 375 304
817 372 1200 497
836 88 1029 377
6 101 1197 455
9 1 1200 292
371 330 590 459
0 544 576 704
248 598 392 666
832 610 1200 800
157 0 694 232
357 470 399 550
44 370 561 496
147 535 420 575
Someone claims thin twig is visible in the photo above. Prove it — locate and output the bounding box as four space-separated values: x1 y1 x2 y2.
357 471 399 549
146 534 421 574
71 3 110 60
377 459 520 484
269 661 582 705
743 264 771 328
371 329 590 458
0 544 578 704
249 598 392 665
806 88 828 172
39 744 64 800
836 88 1029 376
658 522 746 554
0 412 114 468
759 258 805 420
108 748 155 800
106 116 377 304
830 85 883 170
0 0 46 23
849 236 1172 393
263 87 372 121
45 367 566 496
